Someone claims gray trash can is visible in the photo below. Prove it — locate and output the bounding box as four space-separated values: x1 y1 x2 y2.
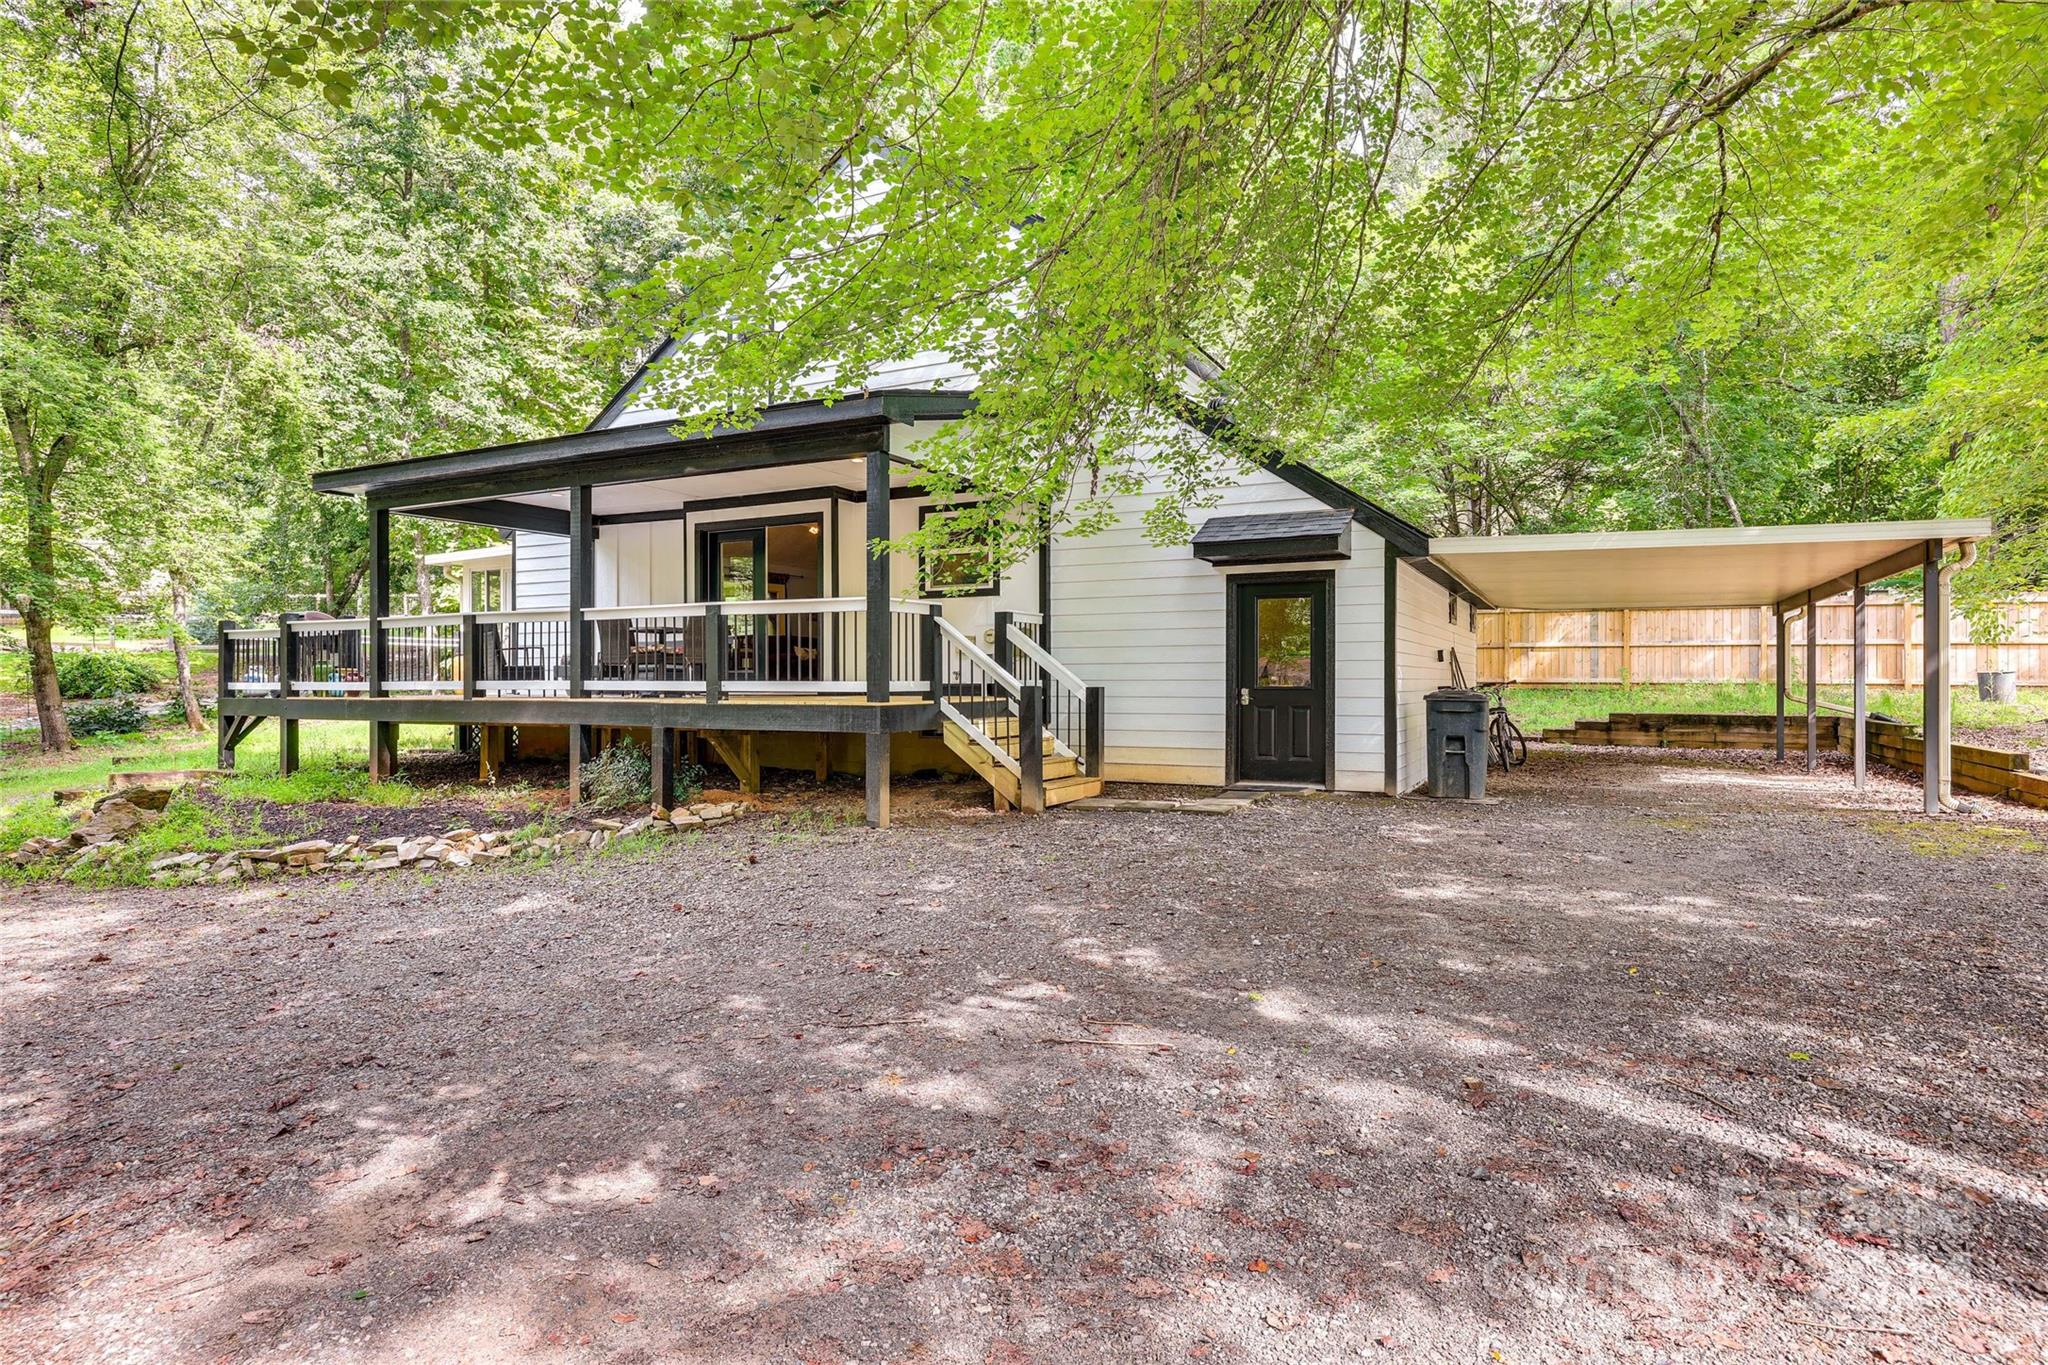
1425 687 1489 799
1978 669 2018 703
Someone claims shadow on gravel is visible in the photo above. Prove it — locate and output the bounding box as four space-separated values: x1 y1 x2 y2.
3 746 2046 1362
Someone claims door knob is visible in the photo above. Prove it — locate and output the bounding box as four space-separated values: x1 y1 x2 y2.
1239 687 1251 705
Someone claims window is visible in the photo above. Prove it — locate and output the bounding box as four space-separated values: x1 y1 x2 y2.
918 504 1001 598
472 569 503 613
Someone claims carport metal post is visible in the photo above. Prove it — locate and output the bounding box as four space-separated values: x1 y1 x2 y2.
1804 591 1818 773
1923 539 1947 816
1773 606 1787 761
1853 581 1868 789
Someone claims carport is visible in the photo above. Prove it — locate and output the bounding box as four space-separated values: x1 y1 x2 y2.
1426 519 1996 815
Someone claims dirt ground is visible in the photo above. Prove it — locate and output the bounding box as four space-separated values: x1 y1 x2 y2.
3 747 2046 1364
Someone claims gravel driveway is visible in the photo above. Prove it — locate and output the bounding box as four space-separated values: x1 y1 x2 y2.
3 748 2045 1363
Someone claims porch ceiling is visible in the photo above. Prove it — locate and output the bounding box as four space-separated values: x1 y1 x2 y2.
469 459 923 517
1427 519 1995 611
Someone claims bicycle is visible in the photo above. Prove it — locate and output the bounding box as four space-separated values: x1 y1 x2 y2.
1482 680 1528 770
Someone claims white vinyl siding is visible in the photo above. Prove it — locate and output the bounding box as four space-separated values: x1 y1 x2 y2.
512 531 567 609
1393 560 1480 793
1050 459 1389 791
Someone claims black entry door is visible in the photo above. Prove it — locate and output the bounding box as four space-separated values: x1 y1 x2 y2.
1231 577 1329 783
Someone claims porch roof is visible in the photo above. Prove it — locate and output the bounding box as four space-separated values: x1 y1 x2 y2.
1426 519 1995 611
311 390 975 505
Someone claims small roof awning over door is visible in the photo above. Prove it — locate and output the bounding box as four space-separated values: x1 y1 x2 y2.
1426 519 1994 611
1193 509 1353 565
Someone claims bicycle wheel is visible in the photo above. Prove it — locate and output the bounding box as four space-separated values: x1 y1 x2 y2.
1502 715 1529 767
1489 714 1512 770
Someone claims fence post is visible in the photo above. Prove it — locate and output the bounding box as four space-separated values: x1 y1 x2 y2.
704 603 724 705
1018 683 1045 813
1620 608 1633 689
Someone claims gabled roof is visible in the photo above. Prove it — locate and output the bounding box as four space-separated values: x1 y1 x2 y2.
586 336 684 432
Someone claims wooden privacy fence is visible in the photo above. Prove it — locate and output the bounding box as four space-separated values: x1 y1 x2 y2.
1477 596 2048 687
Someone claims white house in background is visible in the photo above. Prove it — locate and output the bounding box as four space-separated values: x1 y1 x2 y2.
423 544 513 613
223 343 1484 825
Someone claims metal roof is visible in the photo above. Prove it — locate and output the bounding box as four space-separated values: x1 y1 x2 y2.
1427 519 1996 611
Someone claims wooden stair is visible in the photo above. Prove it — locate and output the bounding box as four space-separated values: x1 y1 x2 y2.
941 719 1102 811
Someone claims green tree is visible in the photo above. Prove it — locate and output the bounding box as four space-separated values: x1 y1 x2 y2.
0 0 281 749
236 1 2048 592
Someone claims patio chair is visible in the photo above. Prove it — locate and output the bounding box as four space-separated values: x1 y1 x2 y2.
595 618 636 680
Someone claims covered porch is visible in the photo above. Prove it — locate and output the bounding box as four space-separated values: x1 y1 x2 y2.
214 391 1101 824
1427 519 1997 815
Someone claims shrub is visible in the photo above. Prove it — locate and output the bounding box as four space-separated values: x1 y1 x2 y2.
581 738 650 808
66 694 148 737
56 652 161 699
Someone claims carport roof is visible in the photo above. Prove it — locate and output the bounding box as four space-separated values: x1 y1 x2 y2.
1427 519 1995 611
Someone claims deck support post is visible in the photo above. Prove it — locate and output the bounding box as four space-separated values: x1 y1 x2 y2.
1773 606 1787 762
650 725 674 810
279 719 299 777
865 435 891 703
568 485 592 699
568 723 587 804
1853 581 1868 789
1924 540 1947 815
1804 592 1818 774
368 722 398 781
863 731 891 828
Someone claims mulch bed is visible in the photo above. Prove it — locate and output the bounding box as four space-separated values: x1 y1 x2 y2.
2 746 2044 1362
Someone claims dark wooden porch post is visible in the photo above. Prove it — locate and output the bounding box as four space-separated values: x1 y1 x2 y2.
277 612 300 777
215 621 236 771
865 433 891 703
568 484 593 699
366 506 397 781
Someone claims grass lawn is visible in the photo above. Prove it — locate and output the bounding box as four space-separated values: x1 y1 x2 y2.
1501 680 2048 736
0 720 455 812
0 720 533 885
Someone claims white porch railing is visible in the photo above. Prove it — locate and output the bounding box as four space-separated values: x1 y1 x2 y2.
220 600 940 700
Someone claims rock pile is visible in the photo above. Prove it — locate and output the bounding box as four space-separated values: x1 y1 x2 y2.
11 789 174 871
144 799 751 885
10 789 751 884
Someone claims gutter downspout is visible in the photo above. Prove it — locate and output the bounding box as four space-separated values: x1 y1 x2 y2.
1936 539 1979 812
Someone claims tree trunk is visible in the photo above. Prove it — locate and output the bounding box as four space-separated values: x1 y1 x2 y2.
22 605 73 751
170 579 205 732
412 522 432 614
